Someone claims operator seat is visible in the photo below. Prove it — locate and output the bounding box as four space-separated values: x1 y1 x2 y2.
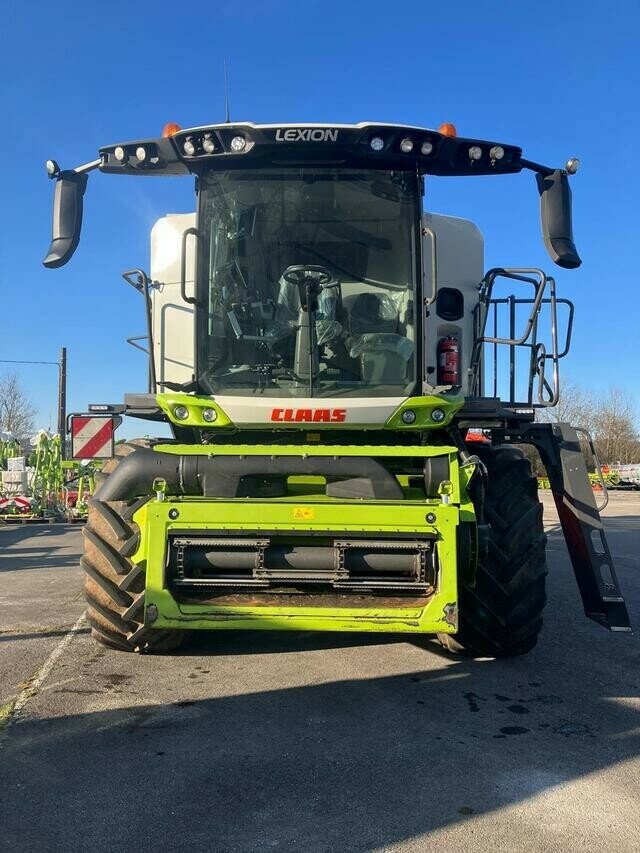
348 292 400 335
347 291 413 384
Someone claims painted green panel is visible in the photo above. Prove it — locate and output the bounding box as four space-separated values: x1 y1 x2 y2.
384 394 465 430
156 393 233 428
132 495 470 636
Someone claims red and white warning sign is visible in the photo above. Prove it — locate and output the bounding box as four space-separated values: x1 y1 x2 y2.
0 495 32 513
70 415 116 460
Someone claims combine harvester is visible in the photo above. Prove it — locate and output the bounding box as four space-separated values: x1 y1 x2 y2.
43 119 631 653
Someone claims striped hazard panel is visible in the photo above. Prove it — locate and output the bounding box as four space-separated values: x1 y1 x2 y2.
70 415 116 460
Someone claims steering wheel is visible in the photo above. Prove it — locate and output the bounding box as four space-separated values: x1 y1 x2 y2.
282 265 336 289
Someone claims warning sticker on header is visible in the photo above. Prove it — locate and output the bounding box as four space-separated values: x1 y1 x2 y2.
293 507 315 521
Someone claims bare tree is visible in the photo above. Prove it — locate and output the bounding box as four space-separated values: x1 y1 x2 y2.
538 381 596 432
521 382 639 474
0 373 36 441
591 388 640 465
519 382 597 475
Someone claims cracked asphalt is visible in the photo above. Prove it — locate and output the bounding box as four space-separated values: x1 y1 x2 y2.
0 494 639 852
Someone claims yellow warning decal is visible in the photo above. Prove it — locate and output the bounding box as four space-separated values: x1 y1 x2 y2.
293 507 315 520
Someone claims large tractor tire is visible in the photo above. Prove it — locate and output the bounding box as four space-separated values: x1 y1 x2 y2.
82 441 184 653
439 444 548 658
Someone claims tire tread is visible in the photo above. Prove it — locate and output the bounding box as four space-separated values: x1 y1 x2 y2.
82 441 184 654
440 444 548 658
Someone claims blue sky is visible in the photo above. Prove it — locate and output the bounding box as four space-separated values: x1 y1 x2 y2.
1 0 639 435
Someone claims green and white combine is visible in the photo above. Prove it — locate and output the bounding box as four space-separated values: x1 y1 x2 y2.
44 120 631 653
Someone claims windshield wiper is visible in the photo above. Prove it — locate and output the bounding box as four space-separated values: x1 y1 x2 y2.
157 379 198 393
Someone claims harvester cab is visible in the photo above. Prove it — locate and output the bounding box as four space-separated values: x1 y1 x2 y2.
43 121 631 655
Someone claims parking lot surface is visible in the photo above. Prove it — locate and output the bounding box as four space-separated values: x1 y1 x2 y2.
1 494 639 852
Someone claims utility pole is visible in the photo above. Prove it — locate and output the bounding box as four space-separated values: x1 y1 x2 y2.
57 347 67 459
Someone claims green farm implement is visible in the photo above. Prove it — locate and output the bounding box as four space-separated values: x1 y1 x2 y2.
0 431 97 522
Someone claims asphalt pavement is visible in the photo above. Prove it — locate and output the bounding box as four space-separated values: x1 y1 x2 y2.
1 494 639 852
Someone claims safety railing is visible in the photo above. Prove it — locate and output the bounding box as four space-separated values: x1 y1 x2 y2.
469 268 574 408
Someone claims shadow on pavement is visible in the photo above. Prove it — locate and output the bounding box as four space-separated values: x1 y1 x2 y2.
1 636 639 852
182 628 400 657
0 524 80 540
0 627 91 643
0 546 80 572
0 526 82 573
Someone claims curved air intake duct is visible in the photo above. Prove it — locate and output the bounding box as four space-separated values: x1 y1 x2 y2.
94 447 404 502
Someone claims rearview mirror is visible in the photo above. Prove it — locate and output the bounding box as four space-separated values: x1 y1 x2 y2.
537 169 581 269
42 172 88 268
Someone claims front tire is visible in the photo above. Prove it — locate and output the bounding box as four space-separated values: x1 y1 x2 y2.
439 444 548 658
82 441 184 653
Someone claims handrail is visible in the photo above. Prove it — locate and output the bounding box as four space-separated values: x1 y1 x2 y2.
421 225 438 307
122 269 157 393
180 227 200 306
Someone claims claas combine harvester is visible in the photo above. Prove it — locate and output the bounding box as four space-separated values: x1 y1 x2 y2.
43 119 631 654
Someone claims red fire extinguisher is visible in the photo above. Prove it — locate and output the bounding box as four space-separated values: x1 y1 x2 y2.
437 335 460 385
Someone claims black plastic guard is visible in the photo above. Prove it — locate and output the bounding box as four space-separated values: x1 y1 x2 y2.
94 447 404 502
497 422 631 632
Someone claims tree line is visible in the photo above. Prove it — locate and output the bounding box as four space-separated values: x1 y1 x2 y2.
537 383 639 466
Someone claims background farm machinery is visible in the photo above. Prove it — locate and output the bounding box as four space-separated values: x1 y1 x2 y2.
0 431 100 523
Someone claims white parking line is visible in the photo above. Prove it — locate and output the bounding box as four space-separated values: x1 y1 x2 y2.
1 611 87 736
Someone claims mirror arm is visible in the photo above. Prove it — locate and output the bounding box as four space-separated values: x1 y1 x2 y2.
520 158 555 177
70 158 102 176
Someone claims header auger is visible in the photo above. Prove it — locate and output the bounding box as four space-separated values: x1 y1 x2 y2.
44 119 630 654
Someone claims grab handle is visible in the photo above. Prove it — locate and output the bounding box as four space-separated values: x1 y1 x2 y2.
180 227 200 306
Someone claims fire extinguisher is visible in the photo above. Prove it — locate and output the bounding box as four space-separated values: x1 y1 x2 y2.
437 335 460 385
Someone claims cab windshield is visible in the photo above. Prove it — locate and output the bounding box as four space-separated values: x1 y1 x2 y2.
197 167 419 398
